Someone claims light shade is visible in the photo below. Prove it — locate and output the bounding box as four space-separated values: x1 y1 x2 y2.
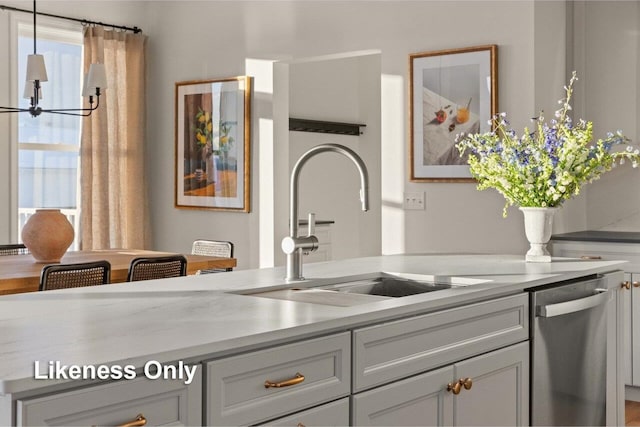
86 63 107 90
23 82 43 100
26 54 48 82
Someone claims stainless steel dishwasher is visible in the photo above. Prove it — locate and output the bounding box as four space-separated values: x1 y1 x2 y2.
530 275 612 426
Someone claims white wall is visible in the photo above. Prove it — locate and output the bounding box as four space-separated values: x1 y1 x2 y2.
575 1 640 231
145 1 544 267
3 1 637 267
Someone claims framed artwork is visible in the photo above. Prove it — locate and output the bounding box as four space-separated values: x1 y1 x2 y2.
409 45 497 182
175 76 251 211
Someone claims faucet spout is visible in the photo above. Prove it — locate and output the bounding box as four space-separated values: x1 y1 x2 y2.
283 143 370 282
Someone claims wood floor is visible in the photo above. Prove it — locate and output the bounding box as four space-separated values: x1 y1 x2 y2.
627 400 640 425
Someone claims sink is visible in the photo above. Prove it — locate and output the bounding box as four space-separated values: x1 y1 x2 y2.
318 276 456 297
238 273 491 306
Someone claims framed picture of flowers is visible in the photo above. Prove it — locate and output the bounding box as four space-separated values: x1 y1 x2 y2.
409 45 497 182
175 76 251 211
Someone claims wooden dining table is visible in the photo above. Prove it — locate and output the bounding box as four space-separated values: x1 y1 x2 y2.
0 249 237 295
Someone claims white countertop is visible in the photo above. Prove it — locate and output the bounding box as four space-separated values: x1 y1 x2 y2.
0 254 625 395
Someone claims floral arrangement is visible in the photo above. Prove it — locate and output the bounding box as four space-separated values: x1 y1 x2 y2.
194 108 235 158
456 71 640 217
194 108 214 157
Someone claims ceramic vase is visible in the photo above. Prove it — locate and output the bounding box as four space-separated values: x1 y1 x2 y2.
21 209 75 263
520 207 557 263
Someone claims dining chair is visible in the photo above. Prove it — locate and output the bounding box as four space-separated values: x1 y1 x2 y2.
127 255 188 282
39 260 111 291
0 243 30 256
191 240 234 273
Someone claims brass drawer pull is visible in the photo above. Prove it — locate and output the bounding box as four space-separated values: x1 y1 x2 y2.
622 281 631 290
264 372 305 388
580 255 602 260
118 414 147 427
446 381 461 395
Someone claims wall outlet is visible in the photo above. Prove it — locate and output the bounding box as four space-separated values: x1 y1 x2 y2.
403 192 425 210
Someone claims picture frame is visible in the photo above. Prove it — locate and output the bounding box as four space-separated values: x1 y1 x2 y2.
409 45 497 182
175 76 251 211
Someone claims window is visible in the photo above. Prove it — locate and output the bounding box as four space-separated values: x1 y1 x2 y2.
16 19 83 249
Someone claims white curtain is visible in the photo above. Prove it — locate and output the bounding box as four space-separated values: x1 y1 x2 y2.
80 27 149 249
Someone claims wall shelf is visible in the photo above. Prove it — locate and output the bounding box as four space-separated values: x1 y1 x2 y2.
289 118 366 136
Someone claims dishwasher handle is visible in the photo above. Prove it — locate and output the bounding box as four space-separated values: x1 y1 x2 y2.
536 288 611 318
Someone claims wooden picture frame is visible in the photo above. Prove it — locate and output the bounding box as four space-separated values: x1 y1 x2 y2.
410 45 497 182
175 76 251 211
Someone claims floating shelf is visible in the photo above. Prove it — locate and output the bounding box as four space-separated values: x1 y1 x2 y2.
289 118 366 136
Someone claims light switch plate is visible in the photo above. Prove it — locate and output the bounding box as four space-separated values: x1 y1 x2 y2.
403 192 425 210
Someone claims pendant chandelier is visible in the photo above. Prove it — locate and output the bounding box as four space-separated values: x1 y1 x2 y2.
0 0 106 117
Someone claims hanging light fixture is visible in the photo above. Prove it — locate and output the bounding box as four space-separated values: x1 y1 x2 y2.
0 0 106 117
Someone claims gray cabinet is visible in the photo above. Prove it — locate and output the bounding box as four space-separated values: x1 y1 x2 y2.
454 342 529 426
352 342 528 426
352 365 454 426
16 372 201 426
9 294 536 426
351 294 529 426
352 294 528 392
205 331 350 426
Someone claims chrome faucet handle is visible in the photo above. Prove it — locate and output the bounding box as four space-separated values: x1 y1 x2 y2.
307 213 316 237
281 235 319 255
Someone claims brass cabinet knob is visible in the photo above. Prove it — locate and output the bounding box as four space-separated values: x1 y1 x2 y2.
460 377 473 390
622 281 631 290
447 381 462 395
633 282 640 288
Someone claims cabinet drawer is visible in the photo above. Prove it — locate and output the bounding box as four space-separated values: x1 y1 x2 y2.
353 293 528 392
259 397 349 426
551 240 639 270
16 371 201 426
206 332 350 426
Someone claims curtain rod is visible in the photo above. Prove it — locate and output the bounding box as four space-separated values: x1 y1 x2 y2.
0 4 142 33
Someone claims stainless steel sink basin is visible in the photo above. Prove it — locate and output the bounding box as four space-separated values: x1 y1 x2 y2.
318 276 456 297
238 273 491 306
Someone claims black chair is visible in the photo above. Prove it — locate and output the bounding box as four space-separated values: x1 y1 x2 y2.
191 240 234 273
127 255 188 282
0 243 30 256
39 261 111 291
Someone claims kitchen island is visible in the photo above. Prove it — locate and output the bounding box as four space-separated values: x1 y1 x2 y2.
0 254 627 426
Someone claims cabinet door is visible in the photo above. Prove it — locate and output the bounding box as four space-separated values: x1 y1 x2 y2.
623 273 633 385
609 270 626 426
454 342 529 426
16 373 201 426
352 365 454 426
631 273 640 387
